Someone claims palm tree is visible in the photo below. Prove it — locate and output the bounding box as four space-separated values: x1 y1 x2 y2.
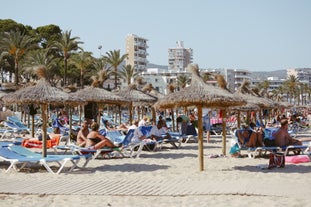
51 30 83 86
118 64 139 86
177 75 190 89
0 29 37 85
70 50 93 89
257 80 270 97
284 75 299 104
103 50 128 89
22 48 60 84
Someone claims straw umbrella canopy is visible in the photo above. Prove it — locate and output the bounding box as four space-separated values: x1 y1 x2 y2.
2 66 84 157
115 84 158 124
71 85 130 124
154 64 246 171
233 80 277 127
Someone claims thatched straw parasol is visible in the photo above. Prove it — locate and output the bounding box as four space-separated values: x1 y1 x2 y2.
2 66 84 157
71 85 130 124
115 84 158 124
72 86 129 105
154 64 246 171
233 80 277 128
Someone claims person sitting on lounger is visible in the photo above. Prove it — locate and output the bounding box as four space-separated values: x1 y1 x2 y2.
237 124 263 148
76 121 89 147
274 118 302 148
150 121 178 148
85 122 116 149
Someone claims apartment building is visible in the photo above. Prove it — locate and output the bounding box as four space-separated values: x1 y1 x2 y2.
141 68 191 95
168 41 193 71
287 68 311 87
125 34 149 72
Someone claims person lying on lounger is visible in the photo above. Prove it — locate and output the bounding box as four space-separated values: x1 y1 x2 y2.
85 122 117 150
25 127 61 141
150 121 178 149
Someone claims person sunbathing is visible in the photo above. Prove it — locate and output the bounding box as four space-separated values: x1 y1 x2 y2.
25 127 61 141
76 121 89 147
237 124 263 148
85 122 116 149
274 118 302 148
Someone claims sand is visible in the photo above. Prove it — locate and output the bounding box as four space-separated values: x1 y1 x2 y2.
0 130 311 207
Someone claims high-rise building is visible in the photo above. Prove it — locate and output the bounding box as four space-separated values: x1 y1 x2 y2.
168 41 193 71
125 34 149 72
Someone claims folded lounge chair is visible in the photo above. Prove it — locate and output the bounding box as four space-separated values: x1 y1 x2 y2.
0 145 91 174
5 116 31 134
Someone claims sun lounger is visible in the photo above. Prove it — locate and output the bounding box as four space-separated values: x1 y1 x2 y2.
5 116 31 134
0 128 17 140
232 129 281 158
182 124 198 143
0 145 91 174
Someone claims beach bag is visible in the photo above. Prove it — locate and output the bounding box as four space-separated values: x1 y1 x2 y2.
229 143 240 155
268 153 285 169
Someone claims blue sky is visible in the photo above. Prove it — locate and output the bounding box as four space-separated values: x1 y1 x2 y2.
1 0 311 71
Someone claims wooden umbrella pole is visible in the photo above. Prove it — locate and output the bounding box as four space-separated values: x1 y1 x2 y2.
69 107 72 145
171 108 175 131
129 102 133 125
31 114 35 137
197 104 204 171
41 104 48 157
222 109 227 156
237 110 241 129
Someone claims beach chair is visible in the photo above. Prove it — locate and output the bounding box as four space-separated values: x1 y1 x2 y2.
0 127 17 140
183 124 198 143
0 145 91 174
117 129 143 158
5 116 31 133
263 127 308 156
232 128 281 158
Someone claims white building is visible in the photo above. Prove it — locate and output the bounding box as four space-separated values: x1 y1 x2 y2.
168 41 193 71
125 34 149 72
141 68 191 95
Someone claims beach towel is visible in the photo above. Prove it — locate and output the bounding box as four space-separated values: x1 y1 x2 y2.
22 135 60 149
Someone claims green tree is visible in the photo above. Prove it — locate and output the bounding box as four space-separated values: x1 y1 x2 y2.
69 50 93 88
177 74 190 89
103 50 128 89
257 80 270 97
0 19 27 33
284 75 299 104
22 48 60 84
35 24 62 48
118 64 139 85
51 30 83 86
0 29 38 85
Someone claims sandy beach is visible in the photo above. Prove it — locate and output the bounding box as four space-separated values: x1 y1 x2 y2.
1 130 311 207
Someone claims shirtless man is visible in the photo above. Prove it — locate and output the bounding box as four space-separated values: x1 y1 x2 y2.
274 118 302 148
76 122 89 147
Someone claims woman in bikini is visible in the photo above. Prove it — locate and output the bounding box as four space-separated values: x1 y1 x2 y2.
85 122 116 149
